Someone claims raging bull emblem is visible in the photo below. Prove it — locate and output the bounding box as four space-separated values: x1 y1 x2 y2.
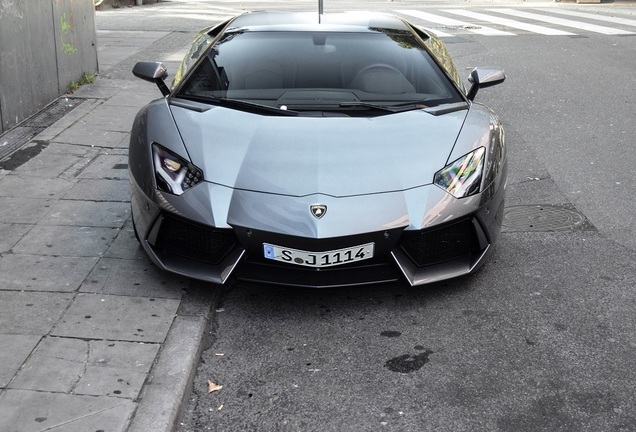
310 204 327 219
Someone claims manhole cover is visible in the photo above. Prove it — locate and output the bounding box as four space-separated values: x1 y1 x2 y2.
502 204 596 233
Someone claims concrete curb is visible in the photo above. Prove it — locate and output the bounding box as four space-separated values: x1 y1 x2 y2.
127 282 222 432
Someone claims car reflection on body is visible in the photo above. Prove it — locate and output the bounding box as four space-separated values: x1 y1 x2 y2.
129 11 507 288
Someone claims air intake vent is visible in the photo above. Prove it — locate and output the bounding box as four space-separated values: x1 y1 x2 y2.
154 214 236 265
400 218 481 267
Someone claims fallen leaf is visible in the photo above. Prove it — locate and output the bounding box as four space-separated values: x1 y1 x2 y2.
208 380 223 393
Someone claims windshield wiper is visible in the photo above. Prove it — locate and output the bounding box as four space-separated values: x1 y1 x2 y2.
279 102 422 114
175 94 298 116
338 101 426 113
215 97 299 116
340 101 470 116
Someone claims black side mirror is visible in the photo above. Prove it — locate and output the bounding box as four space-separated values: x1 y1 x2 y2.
466 67 506 101
133 61 170 96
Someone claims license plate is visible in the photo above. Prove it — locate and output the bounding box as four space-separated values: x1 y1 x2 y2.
263 242 374 268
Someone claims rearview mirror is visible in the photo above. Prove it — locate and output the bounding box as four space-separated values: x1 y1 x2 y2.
133 61 170 96
466 67 505 101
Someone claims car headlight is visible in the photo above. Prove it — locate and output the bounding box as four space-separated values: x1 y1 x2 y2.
434 147 485 198
152 143 203 195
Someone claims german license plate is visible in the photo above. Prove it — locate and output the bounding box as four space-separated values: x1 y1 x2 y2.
263 242 374 268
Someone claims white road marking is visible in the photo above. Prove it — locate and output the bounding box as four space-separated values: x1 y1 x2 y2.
535 8 636 28
442 9 576 36
490 8 634 35
397 9 516 36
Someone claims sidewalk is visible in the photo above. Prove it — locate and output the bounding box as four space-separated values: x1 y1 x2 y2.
0 28 217 432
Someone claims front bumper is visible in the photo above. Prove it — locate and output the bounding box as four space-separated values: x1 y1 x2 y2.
131 173 505 288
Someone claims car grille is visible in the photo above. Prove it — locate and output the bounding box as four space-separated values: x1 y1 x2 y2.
231 226 405 288
233 226 404 266
153 214 236 265
400 218 482 267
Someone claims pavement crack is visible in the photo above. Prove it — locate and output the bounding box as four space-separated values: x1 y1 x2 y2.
35 401 132 432
69 339 91 394
59 148 100 179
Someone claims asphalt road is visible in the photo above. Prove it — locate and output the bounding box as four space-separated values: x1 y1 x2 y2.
99 2 636 430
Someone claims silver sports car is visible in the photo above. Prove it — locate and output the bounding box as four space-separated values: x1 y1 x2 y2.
129 11 507 288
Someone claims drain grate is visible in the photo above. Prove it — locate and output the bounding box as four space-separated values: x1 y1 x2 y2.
502 204 596 233
0 97 85 162
0 127 41 161
23 97 84 128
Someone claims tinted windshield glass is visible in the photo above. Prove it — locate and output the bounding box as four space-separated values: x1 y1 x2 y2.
178 29 463 108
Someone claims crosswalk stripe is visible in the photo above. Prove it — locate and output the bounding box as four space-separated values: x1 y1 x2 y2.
345 9 456 34
396 9 516 36
422 28 455 38
490 8 634 35
441 9 576 36
534 8 636 28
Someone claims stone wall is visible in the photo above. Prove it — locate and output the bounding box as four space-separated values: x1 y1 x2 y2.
0 0 98 134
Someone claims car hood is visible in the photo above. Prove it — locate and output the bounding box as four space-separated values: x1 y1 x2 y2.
170 105 468 197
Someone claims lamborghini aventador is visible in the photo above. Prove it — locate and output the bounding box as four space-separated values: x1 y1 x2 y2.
129 11 508 288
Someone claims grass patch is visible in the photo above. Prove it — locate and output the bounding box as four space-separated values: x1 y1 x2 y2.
67 73 97 93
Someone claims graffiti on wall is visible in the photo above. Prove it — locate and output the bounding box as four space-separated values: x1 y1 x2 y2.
0 0 25 19
57 0 78 55
60 11 78 54
0 0 98 134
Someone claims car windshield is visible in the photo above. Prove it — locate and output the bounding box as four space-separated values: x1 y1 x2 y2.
176 28 464 111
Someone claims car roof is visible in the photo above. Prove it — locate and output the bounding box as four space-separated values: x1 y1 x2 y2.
227 11 414 33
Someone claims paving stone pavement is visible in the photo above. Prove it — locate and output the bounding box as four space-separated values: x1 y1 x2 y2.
0 19 219 432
